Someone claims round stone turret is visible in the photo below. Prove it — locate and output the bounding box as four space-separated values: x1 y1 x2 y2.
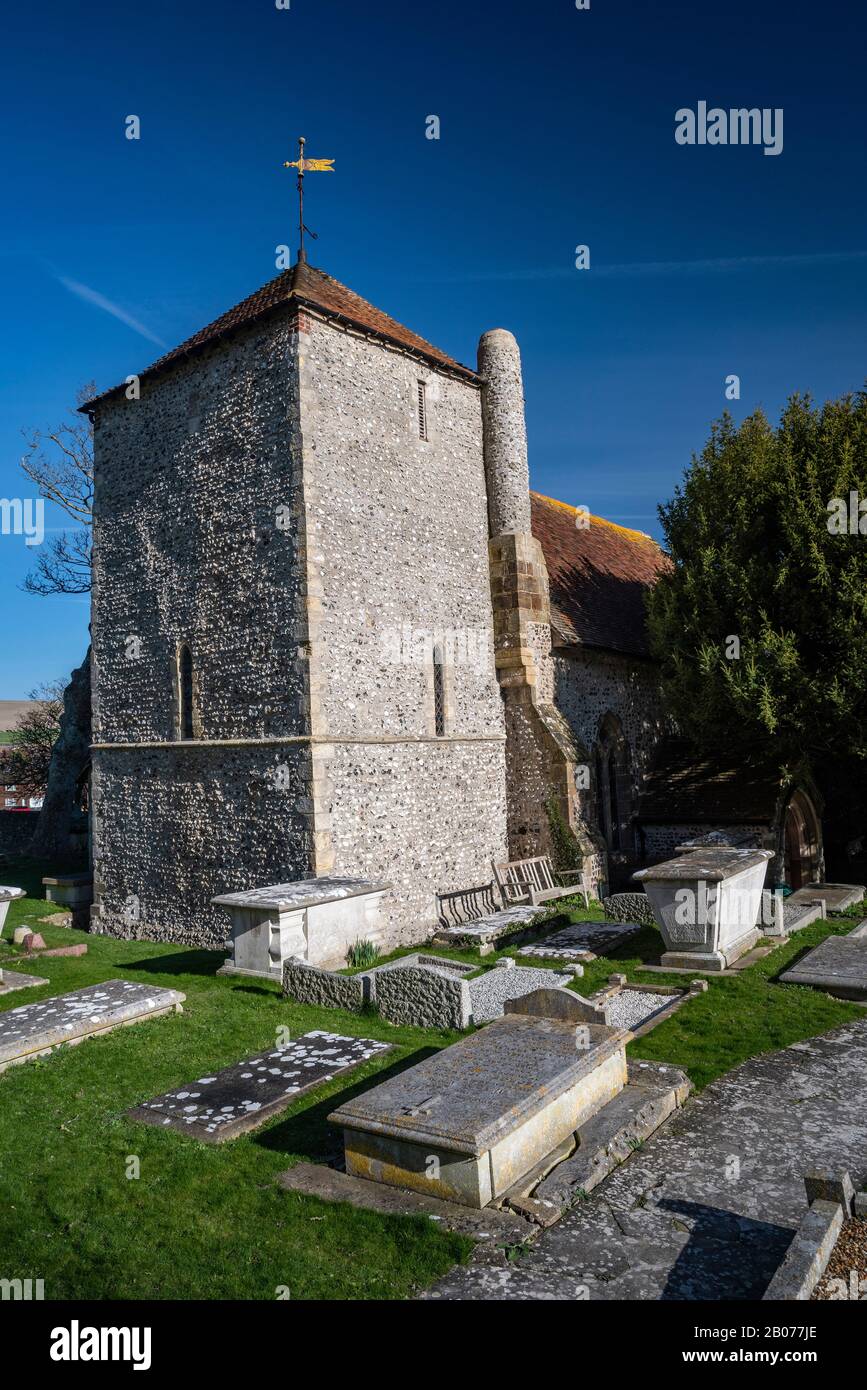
478 328 531 537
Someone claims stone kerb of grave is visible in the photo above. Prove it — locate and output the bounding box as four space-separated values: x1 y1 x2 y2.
504 986 607 1024
633 847 772 971
779 927 867 1001
329 1011 630 1208
283 952 588 1030
283 951 476 1028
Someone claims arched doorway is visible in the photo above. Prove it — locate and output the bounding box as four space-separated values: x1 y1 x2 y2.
783 791 820 890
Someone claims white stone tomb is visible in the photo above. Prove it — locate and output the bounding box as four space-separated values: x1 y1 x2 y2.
633 847 772 971
213 876 391 979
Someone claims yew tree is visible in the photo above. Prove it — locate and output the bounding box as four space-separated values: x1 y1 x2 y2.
646 391 867 768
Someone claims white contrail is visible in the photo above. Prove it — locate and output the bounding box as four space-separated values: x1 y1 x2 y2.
430 249 867 283
57 275 166 346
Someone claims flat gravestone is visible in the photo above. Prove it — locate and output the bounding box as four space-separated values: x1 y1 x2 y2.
788 882 865 912
0 968 49 997
779 934 867 1000
518 920 642 960
129 1030 392 1142
435 907 540 945
0 980 185 1073
330 1014 629 1207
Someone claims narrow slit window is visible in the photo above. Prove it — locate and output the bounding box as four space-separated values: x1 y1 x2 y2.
417 380 428 440
433 645 445 737
179 645 194 741
607 752 621 851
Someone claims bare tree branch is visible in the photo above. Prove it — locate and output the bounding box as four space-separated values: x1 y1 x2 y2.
19 383 94 596
2 682 66 798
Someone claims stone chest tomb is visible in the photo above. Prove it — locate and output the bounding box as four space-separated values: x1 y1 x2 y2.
329 1012 630 1207
214 875 389 978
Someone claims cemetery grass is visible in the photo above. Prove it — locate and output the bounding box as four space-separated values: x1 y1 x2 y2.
0 874 473 1301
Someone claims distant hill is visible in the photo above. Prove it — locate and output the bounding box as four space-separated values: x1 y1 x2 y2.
0 699 37 733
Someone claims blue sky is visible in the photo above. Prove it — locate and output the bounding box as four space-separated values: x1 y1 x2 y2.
2 0 866 696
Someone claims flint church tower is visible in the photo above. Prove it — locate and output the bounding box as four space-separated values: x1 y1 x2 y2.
86 260 530 947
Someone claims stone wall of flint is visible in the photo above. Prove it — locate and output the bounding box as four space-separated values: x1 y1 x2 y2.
91 308 508 949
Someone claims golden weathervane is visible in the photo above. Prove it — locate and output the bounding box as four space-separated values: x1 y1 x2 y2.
283 136 335 262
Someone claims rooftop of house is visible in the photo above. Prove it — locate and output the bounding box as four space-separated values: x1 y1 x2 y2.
81 260 478 410
530 492 669 659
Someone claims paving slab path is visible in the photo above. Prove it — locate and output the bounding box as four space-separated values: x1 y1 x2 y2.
424 1018 867 1301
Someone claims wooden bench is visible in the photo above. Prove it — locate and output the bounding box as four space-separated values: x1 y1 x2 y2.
433 883 541 949
493 855 590 910
435 882 501 931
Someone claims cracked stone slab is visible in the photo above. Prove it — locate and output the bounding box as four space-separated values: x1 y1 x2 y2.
276 1162 533 1244
434 907 541 945
518 921 642 960
0 980 185 1073
129 1031 392 1141
788 883 864 912
423 1017 867 1300
779 934 867 1001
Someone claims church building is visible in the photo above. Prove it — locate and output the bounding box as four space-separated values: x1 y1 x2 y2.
82 257 821 949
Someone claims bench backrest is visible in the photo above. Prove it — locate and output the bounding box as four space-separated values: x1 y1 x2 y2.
493 855 557 904
435 882 500 928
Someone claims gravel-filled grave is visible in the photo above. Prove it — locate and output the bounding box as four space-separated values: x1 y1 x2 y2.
468 965 575 1024
602 988 676 1032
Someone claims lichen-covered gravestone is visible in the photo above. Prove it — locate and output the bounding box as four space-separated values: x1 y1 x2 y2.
329 1012 629 1208
129 1031 392 1141
0 980 185 1072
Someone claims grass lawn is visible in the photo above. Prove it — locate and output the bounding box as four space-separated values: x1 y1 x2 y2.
0 864 473 1300
0 862 862 1299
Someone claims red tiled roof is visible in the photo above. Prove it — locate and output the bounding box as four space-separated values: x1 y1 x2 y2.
82 260 478 409
530 491 669 657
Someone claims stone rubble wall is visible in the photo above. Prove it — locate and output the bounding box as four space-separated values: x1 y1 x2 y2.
0 809 40 858
640 822 769 863
553 646 669 890
92 742 315 947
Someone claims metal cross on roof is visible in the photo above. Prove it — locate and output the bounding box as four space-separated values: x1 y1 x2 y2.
283 136 335 263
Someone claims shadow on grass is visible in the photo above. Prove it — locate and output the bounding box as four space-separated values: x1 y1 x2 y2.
254 1046 442 1162
123 950 225 978
602 925 662 965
